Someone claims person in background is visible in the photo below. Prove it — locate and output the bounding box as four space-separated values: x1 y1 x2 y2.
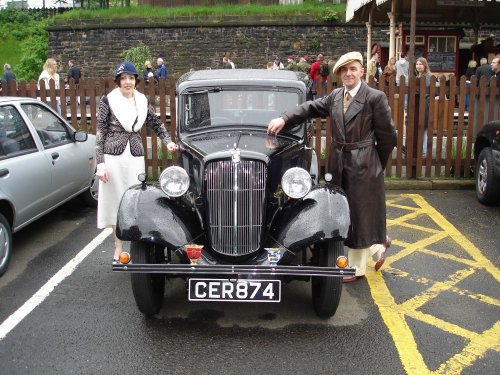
95 61 178 263
285 56 298 71
267 51 396 283
155 57 167 81
395 51 409 86
383 56 397 82
38 58 61 113
266 61 274 70
366 51 382 84
491 54 500 87
395 51 409 110
465 59 477 80
142 60 156 87
309 53 328 98
67 59 81 88
464 59 477 111
491 55 500 121
1 63 17 95
222 56 232 69
228 58 236 69
297 56 311 75
476 57 492 86
272 56 284 70
415 57 432 157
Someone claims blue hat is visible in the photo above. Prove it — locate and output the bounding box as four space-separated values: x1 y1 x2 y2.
115 61 138 79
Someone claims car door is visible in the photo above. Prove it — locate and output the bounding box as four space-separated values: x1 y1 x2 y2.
0 104 53 231
20 103 93 207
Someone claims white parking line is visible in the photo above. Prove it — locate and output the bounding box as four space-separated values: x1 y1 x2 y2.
0 228 112 341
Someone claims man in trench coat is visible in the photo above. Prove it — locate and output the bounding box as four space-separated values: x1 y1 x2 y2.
267 51 397 282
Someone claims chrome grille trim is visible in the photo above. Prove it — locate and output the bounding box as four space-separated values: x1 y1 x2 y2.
206 160 267 255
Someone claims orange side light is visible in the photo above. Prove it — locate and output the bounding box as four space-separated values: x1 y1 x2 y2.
119 251 131 264
336 256 348 268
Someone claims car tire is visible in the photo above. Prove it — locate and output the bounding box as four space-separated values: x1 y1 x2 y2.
130 241 165 316
311 239 343 319
80 174 98 207
0 213 13 277
475 147 500 205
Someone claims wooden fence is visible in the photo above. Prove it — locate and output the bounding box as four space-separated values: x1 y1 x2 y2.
1 74 498 180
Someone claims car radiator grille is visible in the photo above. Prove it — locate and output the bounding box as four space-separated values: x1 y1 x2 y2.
206 160 267 255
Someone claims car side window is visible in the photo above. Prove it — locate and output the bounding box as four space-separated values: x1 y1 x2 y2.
0 105 37 158
21 103 71 148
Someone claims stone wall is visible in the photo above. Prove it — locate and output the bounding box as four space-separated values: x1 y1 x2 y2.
48 18 384 79
47 17 499 80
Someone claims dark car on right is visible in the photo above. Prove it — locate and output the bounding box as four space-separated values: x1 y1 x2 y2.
474 120 500 205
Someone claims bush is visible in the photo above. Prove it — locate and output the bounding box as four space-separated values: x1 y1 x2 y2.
16 28 48 82
0 9 48 81
119 45 153 75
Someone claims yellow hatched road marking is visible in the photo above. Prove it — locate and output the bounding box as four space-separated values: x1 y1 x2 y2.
366 194 500 374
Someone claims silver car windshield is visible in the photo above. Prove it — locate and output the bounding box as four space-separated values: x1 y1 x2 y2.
183 89 300 131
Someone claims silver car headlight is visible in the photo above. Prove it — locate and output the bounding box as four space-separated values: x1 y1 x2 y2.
281 167 312 199
159 166 190 197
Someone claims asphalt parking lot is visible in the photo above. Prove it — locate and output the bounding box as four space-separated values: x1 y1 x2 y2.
371 191 499 374
0 189 498 374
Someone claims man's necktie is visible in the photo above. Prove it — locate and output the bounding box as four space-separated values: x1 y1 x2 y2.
343 91 351 114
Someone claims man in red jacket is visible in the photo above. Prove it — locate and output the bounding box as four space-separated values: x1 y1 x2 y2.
310 54 328 98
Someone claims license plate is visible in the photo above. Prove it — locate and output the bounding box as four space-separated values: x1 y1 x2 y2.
188 279 281 302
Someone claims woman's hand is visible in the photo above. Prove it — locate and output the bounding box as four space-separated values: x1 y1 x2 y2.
167 142 178 152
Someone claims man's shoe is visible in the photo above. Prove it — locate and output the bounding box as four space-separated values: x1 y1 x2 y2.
375 236 391 271
342 275 359 283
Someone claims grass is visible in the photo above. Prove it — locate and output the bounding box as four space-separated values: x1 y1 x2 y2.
52 2 345 22
0 36 22 68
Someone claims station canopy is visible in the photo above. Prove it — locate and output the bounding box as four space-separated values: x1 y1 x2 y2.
346 0 500 27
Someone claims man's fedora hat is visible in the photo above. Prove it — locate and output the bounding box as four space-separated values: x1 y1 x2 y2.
333 51 364 75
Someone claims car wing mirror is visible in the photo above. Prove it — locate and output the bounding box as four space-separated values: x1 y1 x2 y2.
74 131 88 142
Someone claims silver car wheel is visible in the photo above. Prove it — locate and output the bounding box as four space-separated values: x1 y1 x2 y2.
0 214 12 276
477 158 488 194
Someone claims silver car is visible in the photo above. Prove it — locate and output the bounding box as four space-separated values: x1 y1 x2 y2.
0 97 98 276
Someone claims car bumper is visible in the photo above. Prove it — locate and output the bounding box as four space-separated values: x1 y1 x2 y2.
112 263 356 277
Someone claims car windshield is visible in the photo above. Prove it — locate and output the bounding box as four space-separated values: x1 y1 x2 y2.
182 88 301 131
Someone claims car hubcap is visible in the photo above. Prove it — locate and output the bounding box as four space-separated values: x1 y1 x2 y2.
478 159 488 194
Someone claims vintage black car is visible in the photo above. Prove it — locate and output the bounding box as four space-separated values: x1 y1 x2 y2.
474 120 500 205
113 69 355 318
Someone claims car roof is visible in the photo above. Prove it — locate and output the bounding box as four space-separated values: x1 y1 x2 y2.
177 69 308 92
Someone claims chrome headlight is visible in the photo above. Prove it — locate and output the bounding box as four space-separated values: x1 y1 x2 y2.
281 167 312 199
159 166 189 197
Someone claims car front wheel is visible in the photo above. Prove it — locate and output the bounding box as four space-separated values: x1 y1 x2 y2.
0 213 12 277
475 147 500 205
130 241 165 316
311 239 343 319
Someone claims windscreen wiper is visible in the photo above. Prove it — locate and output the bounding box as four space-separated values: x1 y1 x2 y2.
185 87 222 95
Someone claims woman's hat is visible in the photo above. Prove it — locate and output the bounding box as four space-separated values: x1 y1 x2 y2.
332 51 364 75
115 61 139 79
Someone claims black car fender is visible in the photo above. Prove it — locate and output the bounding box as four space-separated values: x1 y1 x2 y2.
267 185 350 251
116 184 203 248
